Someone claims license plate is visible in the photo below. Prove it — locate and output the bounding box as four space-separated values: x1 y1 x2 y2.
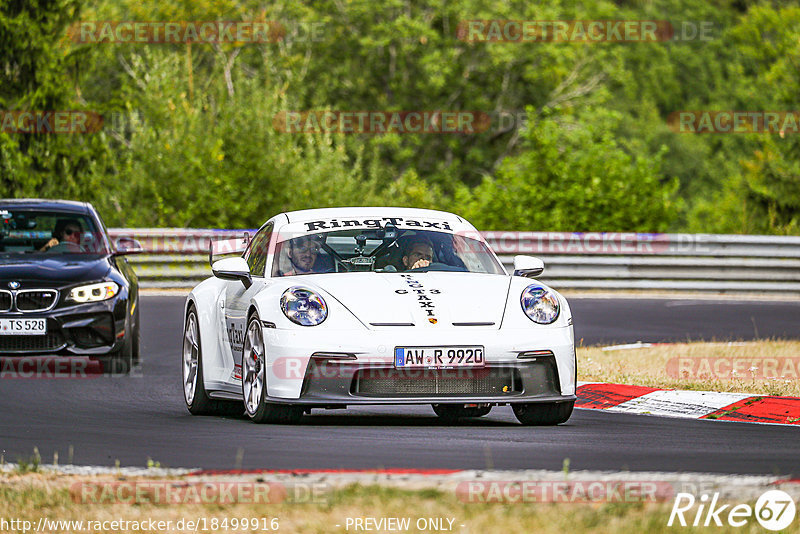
394 346 484 369
0 318 47 335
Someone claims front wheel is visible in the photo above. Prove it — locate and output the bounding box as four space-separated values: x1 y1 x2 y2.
131 305 141 365
242 314 303 424
512 401 574 426
100 336 132 375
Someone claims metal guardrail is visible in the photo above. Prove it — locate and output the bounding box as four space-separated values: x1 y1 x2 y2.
109 229 800 292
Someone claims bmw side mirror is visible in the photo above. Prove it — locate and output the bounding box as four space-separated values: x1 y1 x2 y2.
212 256 252 288
513 255 544 278
114 237 144 255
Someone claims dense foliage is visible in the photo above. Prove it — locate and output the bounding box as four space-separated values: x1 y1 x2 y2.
1 0 798 233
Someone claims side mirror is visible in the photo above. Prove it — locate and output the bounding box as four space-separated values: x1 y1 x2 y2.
513 255 544 278
114 237 144 255
212 256 252 288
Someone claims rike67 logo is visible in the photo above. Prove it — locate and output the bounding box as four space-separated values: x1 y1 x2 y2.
668 490 796 530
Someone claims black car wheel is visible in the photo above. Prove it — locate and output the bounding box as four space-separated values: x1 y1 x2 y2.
131 305 141 365
100 333 133 375
512 401 574 426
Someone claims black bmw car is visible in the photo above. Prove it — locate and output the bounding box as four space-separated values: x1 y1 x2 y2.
0 199 142 374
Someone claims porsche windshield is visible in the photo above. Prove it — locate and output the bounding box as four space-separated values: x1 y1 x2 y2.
0 210 108 255
272 228 505 276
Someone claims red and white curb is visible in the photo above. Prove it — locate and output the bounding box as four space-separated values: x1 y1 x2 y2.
577 382 800 426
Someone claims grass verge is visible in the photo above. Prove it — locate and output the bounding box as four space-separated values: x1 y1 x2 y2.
1 473 796 534
578 340 800 396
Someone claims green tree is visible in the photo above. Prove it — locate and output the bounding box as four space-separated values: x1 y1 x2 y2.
455 108 679 231
0 0 108 200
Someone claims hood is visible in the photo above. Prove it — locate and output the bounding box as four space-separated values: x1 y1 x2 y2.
0 254 112 288
309 272 512 329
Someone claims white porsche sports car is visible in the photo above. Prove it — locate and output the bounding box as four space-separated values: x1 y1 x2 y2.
182 207 576 425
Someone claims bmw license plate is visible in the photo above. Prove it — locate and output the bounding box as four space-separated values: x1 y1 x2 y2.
0 318 47 335
394 346 484 369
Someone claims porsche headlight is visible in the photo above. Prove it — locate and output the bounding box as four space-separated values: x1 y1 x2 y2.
69 281 119 303
520 285 560 324
280 287 327 326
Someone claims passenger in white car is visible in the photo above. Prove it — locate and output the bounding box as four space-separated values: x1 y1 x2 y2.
401 238 435 271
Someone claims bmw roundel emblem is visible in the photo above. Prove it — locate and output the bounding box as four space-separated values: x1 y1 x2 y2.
8 281 20 290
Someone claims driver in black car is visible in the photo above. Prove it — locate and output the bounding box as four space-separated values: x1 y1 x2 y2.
402 237 435 271
40 219 83 252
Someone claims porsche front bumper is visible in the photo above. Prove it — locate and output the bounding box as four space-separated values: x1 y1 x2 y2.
210 324 576 406
292 355 573 406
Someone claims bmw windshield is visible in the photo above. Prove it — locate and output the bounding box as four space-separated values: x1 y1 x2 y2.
0 209 110 256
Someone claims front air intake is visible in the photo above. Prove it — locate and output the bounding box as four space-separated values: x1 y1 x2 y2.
15 290 58 312
0 290 11 312
352 367 522 397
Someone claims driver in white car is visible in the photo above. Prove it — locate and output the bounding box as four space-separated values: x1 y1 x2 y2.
284 235 325 275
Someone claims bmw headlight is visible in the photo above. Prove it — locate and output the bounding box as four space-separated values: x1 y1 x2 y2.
69 281 120 303
520 285 560 324
280 287 327 326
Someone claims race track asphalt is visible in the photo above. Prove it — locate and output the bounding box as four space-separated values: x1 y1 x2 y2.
0 295 797 475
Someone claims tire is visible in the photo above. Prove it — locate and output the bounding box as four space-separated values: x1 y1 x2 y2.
131 305 141 366
432 404 492 421
100 336 132 376
512 401 574 426
242 313 303 424
182 305 242 416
